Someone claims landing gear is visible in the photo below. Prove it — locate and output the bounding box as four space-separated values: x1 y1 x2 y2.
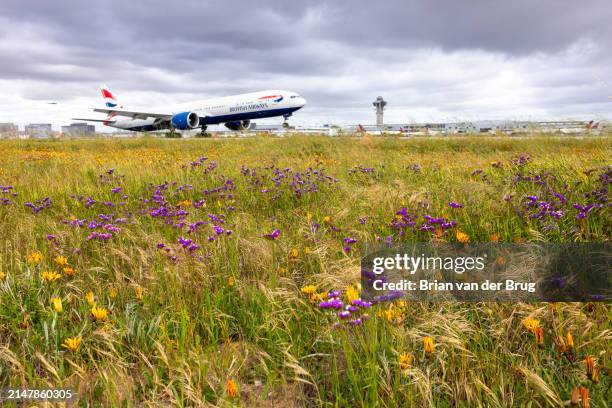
282 113 292 128
197 125 211 138
165 128 181 138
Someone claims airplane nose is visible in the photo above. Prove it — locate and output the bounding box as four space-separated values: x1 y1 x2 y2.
299 97 307 106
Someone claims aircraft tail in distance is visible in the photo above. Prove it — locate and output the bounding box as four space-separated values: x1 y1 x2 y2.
100 84 119 108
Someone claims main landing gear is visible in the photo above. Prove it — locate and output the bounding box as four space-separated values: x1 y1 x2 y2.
198 125 211 138
165 128 181 138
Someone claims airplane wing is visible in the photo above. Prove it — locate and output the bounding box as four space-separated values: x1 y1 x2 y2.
72 118 116 123
92 108 172 120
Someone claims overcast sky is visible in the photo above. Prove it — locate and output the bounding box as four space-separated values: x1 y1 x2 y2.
1 0 611 130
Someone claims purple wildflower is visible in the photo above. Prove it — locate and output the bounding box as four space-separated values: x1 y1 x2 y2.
553 192 567 203
87 231 112 241
338 310 351 319
319 298 343 309
574 203 596 218
178 237 193 248
328 290 342 298
264 229 280 240
449 202 464 209
104 224 121 233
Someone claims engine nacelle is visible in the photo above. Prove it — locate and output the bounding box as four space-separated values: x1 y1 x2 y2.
224 120 251 131
171 111 199 130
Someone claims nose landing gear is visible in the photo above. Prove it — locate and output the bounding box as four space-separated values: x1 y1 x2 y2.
282 113 292 128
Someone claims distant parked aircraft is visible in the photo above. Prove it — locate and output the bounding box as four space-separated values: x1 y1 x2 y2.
586 120 599 130
74 85 306 135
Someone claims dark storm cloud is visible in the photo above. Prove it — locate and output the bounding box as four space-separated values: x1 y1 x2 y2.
0 0 610 125
2 0 610 77
315 0 612 54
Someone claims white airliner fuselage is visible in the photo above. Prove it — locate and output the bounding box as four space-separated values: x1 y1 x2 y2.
75 87 307 133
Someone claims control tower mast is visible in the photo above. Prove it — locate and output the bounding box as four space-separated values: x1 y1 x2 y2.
372 96 387 128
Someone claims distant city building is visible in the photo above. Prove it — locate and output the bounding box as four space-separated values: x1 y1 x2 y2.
0 122 18 137
25 123 53 138
61 122 95 135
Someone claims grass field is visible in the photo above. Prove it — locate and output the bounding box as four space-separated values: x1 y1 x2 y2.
0 135 610 407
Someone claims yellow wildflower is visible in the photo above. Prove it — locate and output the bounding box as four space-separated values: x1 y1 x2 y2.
310 292 325 303
580 387 589 408
570 387 579 405
304 246 313 254
135 287 144 300
455 230 470 243
490 233 500 243
228 276 235 287
51 297 63 313
54 255 68 266
323 215 331 224
398 351 412 369
177 200 192 207
41 270 61 283
533 326 544 346
585 356 598 384
0 271 5 281
301 285 317 295
27 250 43 264
522 317 540 332
346 285 360 304
91 305 108 321
225 378 238 398
566 332 574 349
63 266 76 277
290 248 299 258
109 287 117 299
85 291 95 306
62 336 82 351
423 337 435 354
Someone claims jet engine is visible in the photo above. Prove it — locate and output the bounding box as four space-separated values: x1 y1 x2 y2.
171 111 199 130
224 120 251 131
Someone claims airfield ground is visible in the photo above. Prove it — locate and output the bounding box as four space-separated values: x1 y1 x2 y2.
0 135 610 406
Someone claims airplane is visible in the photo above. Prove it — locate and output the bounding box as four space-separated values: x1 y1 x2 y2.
74 85 307 135
585 120 599 130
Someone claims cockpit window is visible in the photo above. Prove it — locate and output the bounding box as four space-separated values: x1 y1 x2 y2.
290 95 300 99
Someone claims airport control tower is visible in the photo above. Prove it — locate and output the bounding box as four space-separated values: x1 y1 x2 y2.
372 96 387 127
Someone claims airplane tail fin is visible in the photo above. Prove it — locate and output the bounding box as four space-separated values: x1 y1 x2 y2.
100 84 120 108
